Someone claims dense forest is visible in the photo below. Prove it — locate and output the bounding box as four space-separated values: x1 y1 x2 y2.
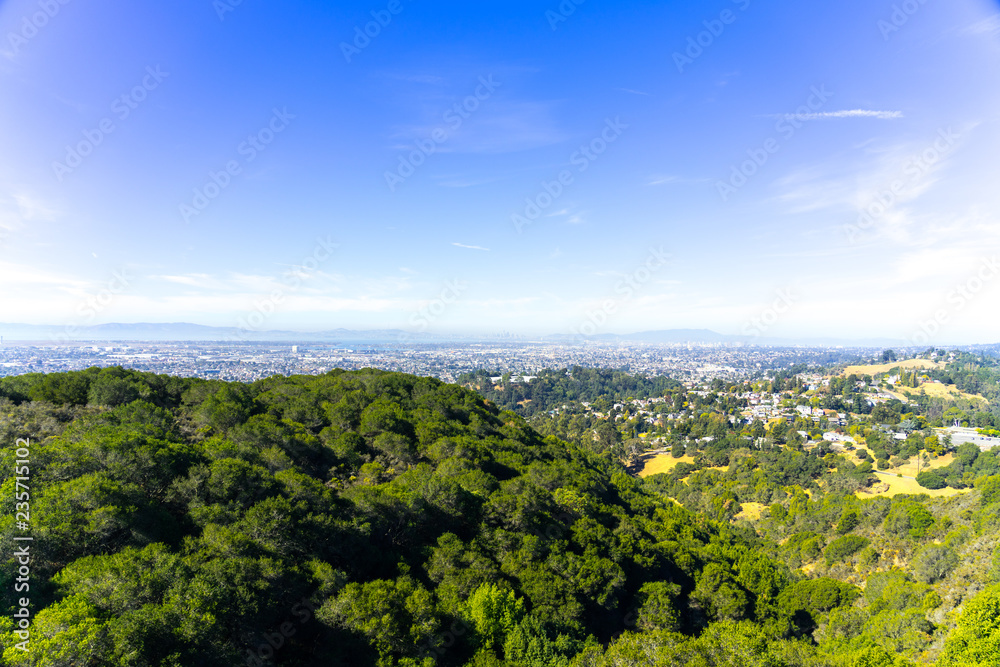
458 368 684 417
0 367 999 665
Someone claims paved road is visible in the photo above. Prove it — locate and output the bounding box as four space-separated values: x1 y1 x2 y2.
874 470 915 480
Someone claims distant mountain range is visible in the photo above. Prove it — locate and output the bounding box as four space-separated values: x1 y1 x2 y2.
0 322 921 348
0 322 429 343
543 329 913 348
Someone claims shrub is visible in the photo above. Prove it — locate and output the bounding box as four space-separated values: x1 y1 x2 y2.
884 502 934 539
937 583 1000 666
978 475 1000 506
836 508 861 534
825 535 869 565
915 470 946 490
911 544 958 584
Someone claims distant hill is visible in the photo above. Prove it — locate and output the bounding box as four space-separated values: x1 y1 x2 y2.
0 322 440 343
545 328 911 348
0 322 923 347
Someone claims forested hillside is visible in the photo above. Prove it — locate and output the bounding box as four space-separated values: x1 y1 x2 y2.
0 367 998 666
459 368 684 417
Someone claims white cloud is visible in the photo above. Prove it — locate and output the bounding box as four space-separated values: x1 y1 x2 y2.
962 14 1000 37
769 110 904 121
0 191 60 232
772 126 966 220
452 242 490 251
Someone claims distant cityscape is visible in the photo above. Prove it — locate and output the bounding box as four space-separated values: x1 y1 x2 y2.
0 339 877 384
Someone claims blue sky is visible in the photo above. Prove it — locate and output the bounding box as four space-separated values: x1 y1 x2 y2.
1 0 999 343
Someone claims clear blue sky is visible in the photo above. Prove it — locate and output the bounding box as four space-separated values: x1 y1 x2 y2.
1 0 999 343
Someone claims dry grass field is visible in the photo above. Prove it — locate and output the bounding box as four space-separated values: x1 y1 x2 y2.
638 446 969 501
856 473 967 499
637 453 696 477
841 359 944 377
734 502 768 521
846 447 966 498
889 383 988 405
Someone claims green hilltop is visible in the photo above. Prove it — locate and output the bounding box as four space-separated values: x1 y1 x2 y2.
0 366 998 666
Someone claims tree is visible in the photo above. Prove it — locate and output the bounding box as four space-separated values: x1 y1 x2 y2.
911 544 958 584
671 439 685 459
853 646 914 667
978 475 1000 506
317 576 439 662
463 583 525 655
938 584 1000 667
0 596 109 665
29 371 91 405
836 508 861 534
884 502 934 539
691 563 749 622
915 470 946 490
777 578 860 620
636 582 682 632
594 422 621 453
824 535 869 565
88 374 142 407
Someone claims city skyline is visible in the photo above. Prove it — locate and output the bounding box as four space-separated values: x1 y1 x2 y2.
2 0 1000 344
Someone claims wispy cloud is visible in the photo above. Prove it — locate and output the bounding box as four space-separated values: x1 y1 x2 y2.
767 109 904 121
389 99 569 155
616 88 649 96
436 175 503 188
12 193 59 221
962 14 1000 37
646 174 711 186
452 242 490 251
545 208 585 224
0 191 60 233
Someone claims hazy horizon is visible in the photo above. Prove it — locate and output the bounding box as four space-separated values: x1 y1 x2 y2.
0 320 996 348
